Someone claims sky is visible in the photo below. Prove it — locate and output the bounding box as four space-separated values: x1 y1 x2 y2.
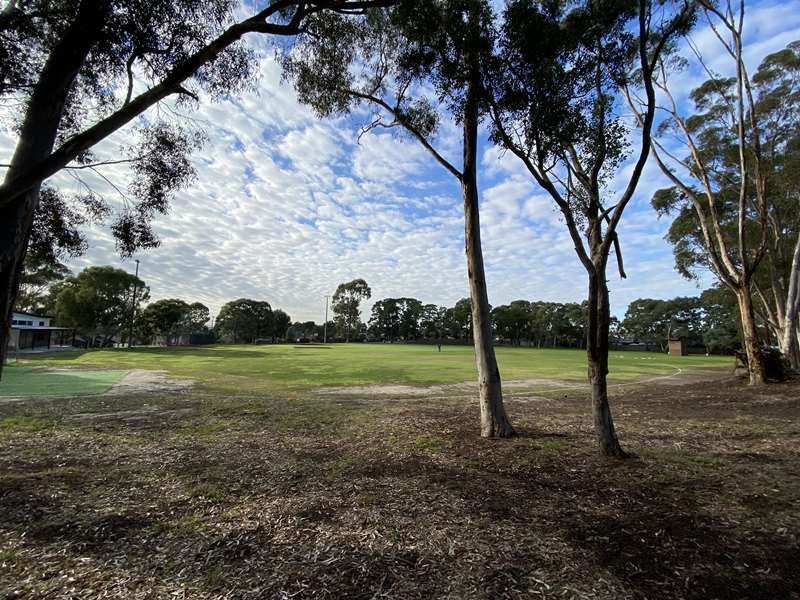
2 0 799 323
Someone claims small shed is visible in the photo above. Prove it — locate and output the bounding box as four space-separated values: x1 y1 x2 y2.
668 337 687 356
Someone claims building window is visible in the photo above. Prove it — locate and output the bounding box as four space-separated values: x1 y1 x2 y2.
39 321 45 326
11 320 18 325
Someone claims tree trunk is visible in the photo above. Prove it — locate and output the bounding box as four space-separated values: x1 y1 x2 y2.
586 267 626 457
736 286 766 384
0 0 108 379
779 231 800 370
462 66 514 439
0 188 38 370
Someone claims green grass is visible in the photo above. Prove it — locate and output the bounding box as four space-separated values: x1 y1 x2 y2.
12 344 732 394
0 415 58 431
0 366 127 397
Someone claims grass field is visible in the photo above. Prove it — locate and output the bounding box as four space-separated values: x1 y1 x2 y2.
10 343 733 395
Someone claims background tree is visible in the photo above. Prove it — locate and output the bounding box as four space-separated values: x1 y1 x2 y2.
369 297 424 341
52 265 148 345
648 36 800 372
179 302 211 334
271 309 292 342
445 298 473 343
283 0 515 437
287 320 326 341
492 300 531 345
699 285 741 354
369 298 400 341
397 297 423 340
137 298 190 343
332 279 372 342
14 258 70 315
489 0 693 455
621 297 703 350
215 298 273 344
0 0 397 378
419 303 447 339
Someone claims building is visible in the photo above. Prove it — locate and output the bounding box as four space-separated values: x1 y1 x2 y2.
9 312 74 352
668 337 688 356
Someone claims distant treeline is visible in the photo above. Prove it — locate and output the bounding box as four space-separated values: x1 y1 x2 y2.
21 265 743 352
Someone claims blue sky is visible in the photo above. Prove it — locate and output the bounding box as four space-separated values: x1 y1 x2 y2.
3 0 798 323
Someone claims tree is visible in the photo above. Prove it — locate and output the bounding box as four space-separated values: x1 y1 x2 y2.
419 303 447 339
489 0 693 455
0 0 397 378
283 0 514 437
14 257 70 315
52 265 148 344
621 297 703 350
369 297 424 341
15 182 108 314
272 309 292 342
647 35 800 373
332 279 371 341
137 298 191 342
397 297 422 340
446 298 473 342
369 297 400 341
215 298 273 344
699 285 740 354
180 302 211 334
492 300 530 345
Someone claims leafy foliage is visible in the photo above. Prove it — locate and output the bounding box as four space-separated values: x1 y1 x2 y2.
52 265 148 340
214 298 273 344
137 298 210 340
653 40 800 283
332 279 371 341
2 0 252 261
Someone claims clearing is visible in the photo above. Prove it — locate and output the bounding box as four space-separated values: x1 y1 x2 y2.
0 344 797 599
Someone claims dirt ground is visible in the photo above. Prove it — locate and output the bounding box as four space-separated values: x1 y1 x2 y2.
0 372 798 599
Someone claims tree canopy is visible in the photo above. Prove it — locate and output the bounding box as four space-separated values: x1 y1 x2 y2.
332 279 371 341
52 265 148 342
215 298 274 344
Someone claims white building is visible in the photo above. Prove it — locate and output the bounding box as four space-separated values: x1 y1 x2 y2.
9 312 74 352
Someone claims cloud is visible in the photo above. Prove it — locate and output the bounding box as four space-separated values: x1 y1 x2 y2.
1 3 795 324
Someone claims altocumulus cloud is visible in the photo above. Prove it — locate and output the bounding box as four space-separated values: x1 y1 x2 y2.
2 1 798 321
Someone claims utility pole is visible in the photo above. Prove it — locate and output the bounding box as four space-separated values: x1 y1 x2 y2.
323 295 330 343
127 259 140 349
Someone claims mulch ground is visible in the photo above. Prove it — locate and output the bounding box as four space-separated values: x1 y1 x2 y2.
0 372 798 599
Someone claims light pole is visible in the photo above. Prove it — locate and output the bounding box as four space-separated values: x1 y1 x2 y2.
323 295 330 343
128 259 140 349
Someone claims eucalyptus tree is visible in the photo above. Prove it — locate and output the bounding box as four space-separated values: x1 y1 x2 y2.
137 298 192 342
645 35 800 373
283 0 514 437
332 278 372 341
271 309 292 341
419 303 447 339
52 265 149 344
488 0 694 455
0 0 395 378
215 298 273 344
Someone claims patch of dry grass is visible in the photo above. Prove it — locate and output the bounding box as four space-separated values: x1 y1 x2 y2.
0 375 798 599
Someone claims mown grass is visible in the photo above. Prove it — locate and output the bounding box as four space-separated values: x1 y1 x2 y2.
0 366 127 397
14 343 732 394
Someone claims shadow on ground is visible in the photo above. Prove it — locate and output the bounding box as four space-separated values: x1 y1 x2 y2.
0 375 798 599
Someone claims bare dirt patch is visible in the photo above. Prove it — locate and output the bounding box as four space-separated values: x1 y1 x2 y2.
106 369 195 396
